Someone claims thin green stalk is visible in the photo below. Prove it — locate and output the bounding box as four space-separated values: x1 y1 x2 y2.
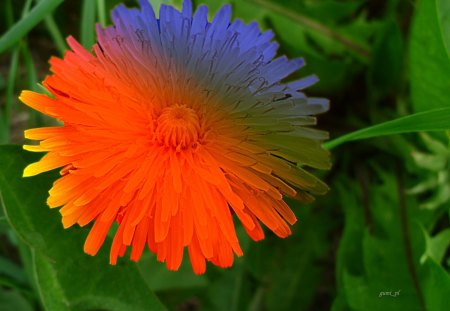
21 44 38 91
3 48 20 143
231 266 244 311
0 0 64 53
36 0 67 55
1 0 14 142
81 0 97 48
21 43 43 127
21 0 34 17
43 14 67 55
1 0 38 143
247 284 265 311
396 168 427 311
247 0 370 61
97 0 106 27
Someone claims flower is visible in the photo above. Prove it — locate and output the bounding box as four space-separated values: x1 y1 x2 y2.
20 0 330 274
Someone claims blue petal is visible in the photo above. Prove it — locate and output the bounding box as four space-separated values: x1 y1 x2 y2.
287 75 319 91
211 4 232 30
182 0 193 19
192 5 208 35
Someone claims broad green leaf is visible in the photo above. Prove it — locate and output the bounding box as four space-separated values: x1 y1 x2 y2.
342 271 409 311
408 133 450 210
190 226 252 311
420 132 450 155
246 200 334 311
0 256 28 287
332 180 365 311
0 288 34 311
437 0 450 58
410 0 450 111
202 262 251 311
0 145 167 311
138 251 208 291
422 229 450 264
411 151 447 171
420 258 450 311
333 167 435 311
33 252 70 311
0 0 64 54
324 107 450 149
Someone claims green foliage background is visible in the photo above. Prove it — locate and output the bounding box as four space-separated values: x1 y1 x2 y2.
0 0 449 310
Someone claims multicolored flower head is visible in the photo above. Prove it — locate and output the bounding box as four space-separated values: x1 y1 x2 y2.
21 0 331 274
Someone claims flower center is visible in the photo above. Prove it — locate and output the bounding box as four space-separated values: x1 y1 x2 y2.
155 105 201 150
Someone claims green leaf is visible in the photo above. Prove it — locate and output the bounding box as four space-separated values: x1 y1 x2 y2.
137 251 208 291
96 0 107 27
437 0 450 58
32 252 70 311
408 133 450 210
81 0 97 49
333 167 433 311
0 288 34 311
422 228 450 264
410 0 450 111
0 145 167 311
0 256 28 287
202 263 251 311
332 179 366 311
0 0 64 54
42 13 68 56
1 47 19 144
324 107 450 149
419 258 450 311
246 201 334 311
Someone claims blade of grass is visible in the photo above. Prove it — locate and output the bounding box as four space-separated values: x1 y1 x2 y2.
97 0 106 28
0 0 14 143
1 0 38 143
324 107 450 149
0 0 63 54
21 0 34 17
36 0 67 54
2 48 20 143
81 0 97 48
21 43 43 128
43 14 67 55
20 45 38 92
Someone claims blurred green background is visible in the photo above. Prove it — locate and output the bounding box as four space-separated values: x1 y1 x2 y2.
0 0 449 310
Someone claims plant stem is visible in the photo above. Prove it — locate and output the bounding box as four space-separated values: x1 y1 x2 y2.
97 0 106 27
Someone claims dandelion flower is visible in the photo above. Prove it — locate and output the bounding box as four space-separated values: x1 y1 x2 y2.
20 0 331 274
